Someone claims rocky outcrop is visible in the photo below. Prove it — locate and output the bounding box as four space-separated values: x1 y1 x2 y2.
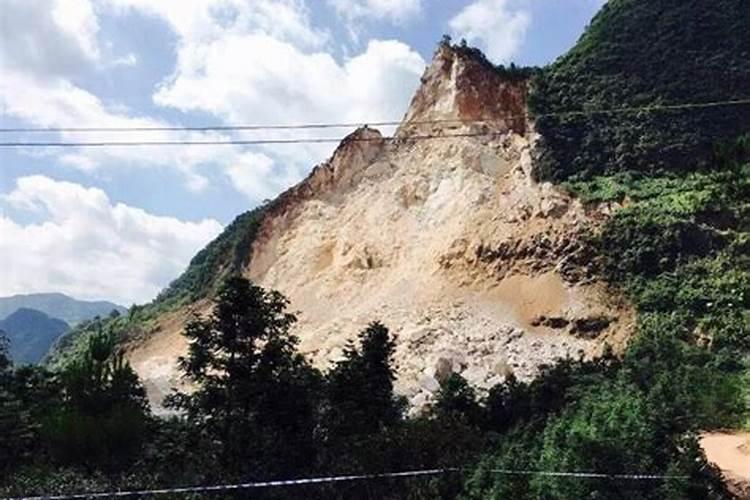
127 45 634 409
398 44 528 136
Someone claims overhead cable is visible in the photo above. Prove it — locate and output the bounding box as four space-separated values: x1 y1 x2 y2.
0 467 691 500
0 97 748 136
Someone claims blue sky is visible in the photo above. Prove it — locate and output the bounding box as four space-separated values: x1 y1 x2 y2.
0 0 604 304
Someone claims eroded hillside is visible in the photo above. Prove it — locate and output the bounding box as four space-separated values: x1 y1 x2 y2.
128 45 634 408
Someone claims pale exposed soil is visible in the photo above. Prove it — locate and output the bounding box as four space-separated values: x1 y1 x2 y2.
243 129 632 409
127 300 210 409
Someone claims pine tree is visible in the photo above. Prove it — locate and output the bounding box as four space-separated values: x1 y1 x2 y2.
433 373 482 426
166 277 321 478
325 322 402 439
0 336 34 472
44 329 149 469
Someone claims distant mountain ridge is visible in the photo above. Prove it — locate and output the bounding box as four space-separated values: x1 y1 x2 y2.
0 308 70 364
0 293 126 326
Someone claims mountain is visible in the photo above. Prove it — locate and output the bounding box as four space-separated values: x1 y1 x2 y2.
0 293 126 326
51 0 748 416
115 43 634 407
31 0 750 495
0 308 70 364
531 0 750 180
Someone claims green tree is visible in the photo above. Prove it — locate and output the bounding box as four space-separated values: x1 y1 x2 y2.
0 335 35 472
43 330 149 470
432 373 482 427
166 277 321 479
324 322 403 439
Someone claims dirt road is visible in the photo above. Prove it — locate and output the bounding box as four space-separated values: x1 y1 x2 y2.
700 432 750 499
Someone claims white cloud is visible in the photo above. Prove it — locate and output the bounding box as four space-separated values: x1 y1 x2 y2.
106 0 327 49
226 153 292 201
152 35 424 174
0 70 238 191
327 0 422 24
0 176 223 304
111 53 138 67
0 0 99 78
127 0 425 200
449 0 531 63
155 37 423 127
3 0 425 203
0 0 254 192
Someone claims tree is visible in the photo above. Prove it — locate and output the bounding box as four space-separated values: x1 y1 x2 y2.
44 329 149 470
324 322 402 440
166 277 321 478
432 373 482 427
0 336 33 472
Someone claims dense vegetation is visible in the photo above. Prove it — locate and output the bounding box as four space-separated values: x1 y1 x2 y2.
1 279 484 499
2 203 747 497
3 143 748 498
466 147 749 498
157 206 267 305
530 0 750 181
441 35 539 81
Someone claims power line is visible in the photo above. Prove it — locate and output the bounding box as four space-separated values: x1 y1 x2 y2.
483 469 690 480
0 467 691 500
0 120 409 134
0 131 506 148
0 97 748 135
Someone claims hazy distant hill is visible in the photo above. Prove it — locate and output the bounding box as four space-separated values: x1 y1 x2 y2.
0 293 126 326
0 308 70 364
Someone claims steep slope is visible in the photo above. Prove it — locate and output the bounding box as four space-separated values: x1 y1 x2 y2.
0 308 70 364
127 44 633 407
532 0 750 181
0 293 125 325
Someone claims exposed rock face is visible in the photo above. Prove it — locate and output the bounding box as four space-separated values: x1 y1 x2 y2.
128 46 634 409
399 44 527 135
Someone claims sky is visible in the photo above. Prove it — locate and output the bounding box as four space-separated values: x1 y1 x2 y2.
0 0 605 305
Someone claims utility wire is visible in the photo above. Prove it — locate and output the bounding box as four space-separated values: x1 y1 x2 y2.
0 97 748 136
0 467 691 500
0 131 509 148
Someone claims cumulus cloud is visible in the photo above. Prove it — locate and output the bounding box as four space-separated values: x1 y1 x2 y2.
105 0 328 49
154 37 424 129
0 0 252 192
123 1 425 199
0 176 223 304
225 152 306 202
0 70 237 192
4 0 425 201
152 35 424 174
327 0 422 24
449 0 531 63
0 0 99 78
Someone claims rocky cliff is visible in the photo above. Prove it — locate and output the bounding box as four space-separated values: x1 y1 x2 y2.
128 45 634 409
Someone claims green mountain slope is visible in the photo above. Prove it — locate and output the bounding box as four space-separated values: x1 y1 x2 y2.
156 206 266 306
46 207 267 367
0 308 70 364
531 0 750 181
0 293 125 326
